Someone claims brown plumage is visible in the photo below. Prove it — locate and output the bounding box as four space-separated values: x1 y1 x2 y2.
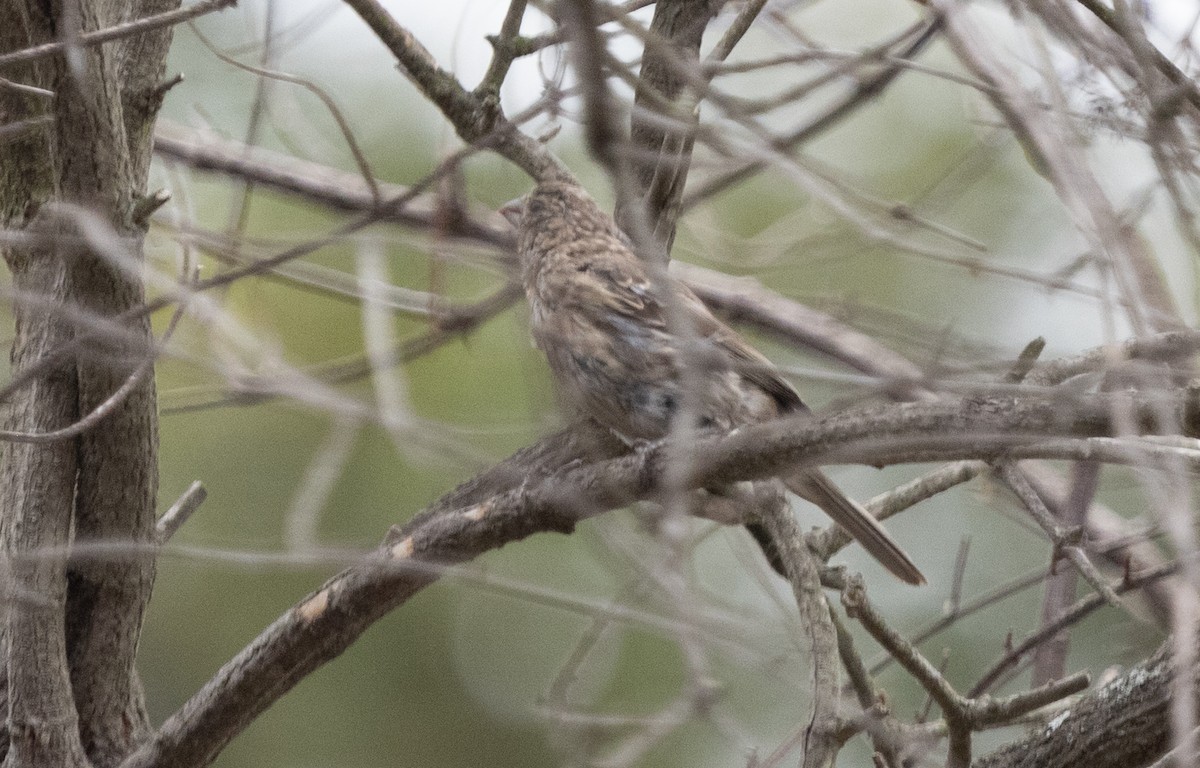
502 179 924 585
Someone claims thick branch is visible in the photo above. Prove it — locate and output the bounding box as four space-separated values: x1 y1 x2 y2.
974 646 1172 768
119 386 1197 768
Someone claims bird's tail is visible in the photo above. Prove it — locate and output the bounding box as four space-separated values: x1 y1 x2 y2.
784 469 926 585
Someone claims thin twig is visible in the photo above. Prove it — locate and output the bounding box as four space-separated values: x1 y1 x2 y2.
187 22 382 205
156 482 208 543
998 464 1121 606
969 560 1178 697
843 574 1091 767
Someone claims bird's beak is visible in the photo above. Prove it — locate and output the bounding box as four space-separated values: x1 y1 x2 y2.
499 197 524 228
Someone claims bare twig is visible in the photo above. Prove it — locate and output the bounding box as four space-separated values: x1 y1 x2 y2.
682 17 942 209
843 575 1090 767
997 463 1121 606
341 0 566 180
969 560 1178 697
156 481 208 543
476 0 529 97
153 122 508 245
1030 460 1097 687
187 22 382 205
614 0 724 252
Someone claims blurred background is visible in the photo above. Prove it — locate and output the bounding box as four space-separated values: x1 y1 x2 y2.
134 0 1193 765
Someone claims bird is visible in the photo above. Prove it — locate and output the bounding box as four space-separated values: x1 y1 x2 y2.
501 178 925 585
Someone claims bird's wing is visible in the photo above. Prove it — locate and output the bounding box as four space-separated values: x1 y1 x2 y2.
541 243 802 413
675 283 805 413
544 238 670 331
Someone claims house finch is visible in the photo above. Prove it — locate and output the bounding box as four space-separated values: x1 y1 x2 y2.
502 179 924 585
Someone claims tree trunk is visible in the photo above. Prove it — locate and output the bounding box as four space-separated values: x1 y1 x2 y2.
0 2 177 766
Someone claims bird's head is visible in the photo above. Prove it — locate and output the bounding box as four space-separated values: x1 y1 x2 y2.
500 180 617 240
501 181 635 289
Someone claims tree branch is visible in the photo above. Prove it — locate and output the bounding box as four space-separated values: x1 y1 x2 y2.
757 493 844 768
341 0 566 181
614 0 724 252
975 645 1172 768
118 382 1199 768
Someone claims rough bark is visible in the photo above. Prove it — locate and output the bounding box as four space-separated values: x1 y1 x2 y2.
0 1 176 766
975 646 1171 768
